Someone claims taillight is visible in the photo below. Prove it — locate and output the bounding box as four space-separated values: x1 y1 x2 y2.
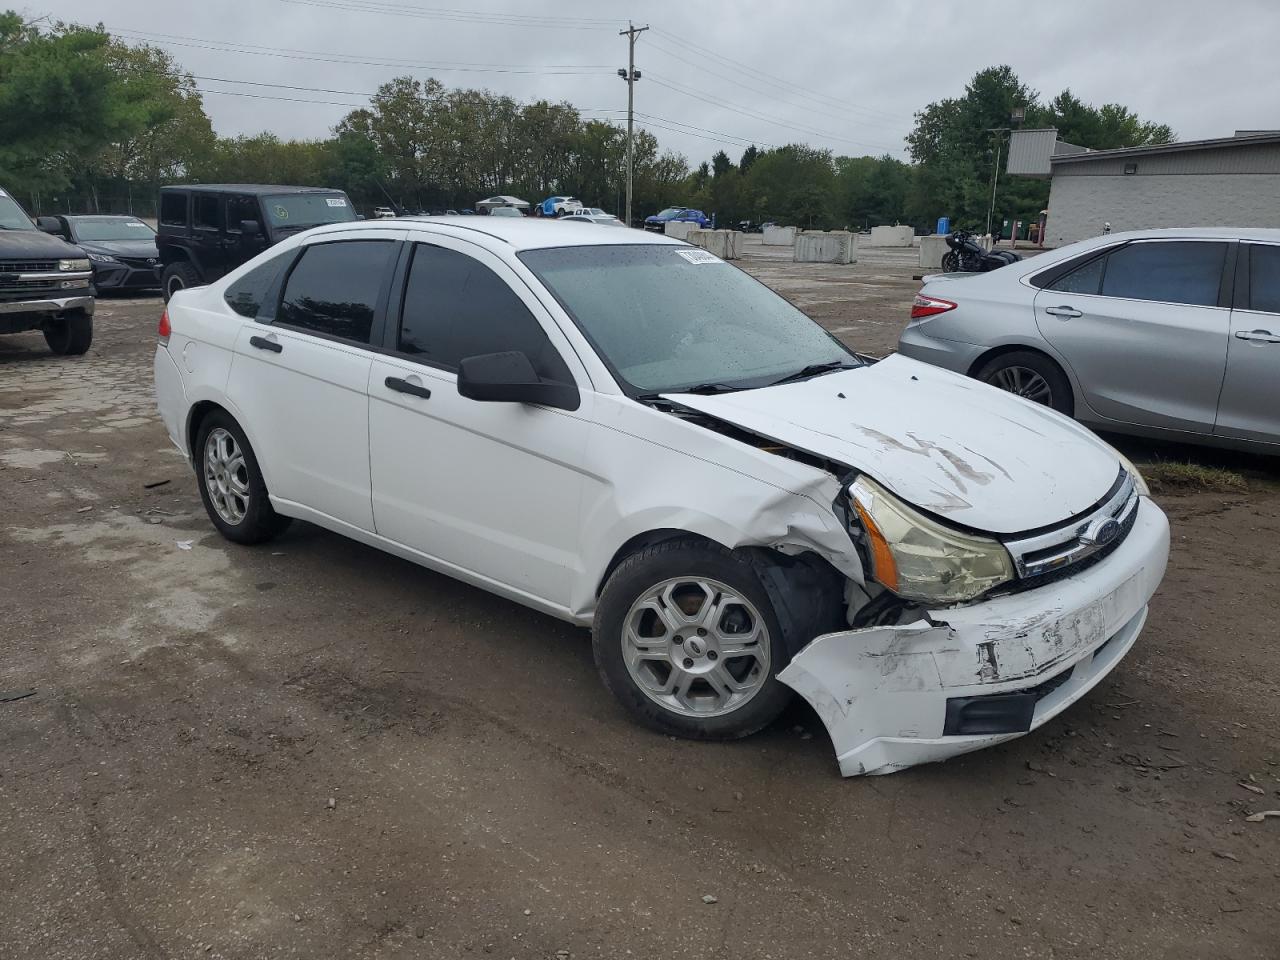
158 308 171 345
911 294 957 320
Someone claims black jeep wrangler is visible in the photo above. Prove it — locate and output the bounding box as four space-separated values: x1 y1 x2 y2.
0 186 95 355
156 184 357 301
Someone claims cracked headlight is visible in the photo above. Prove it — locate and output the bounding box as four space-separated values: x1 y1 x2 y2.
847 475 1015 604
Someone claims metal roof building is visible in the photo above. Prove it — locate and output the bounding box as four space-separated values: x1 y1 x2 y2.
1006 130 1280 244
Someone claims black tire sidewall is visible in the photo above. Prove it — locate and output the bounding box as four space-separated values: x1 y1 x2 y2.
194 411 289 545
978 351 1074 415
593 540 794 740
162 262 198 303
43 311 93 355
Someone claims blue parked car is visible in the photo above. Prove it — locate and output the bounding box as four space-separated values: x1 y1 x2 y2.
643 206 711 232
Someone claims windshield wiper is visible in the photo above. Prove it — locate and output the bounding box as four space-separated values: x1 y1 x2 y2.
767 359 859 387
675 382 744 395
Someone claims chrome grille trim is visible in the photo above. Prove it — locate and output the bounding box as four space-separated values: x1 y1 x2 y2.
1003 470 1137 580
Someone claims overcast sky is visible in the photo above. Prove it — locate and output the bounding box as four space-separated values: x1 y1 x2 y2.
23 0 1280 164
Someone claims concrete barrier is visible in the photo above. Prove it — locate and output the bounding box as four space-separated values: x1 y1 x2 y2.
867 224 914 247
762 224 797 246
794 230 857 264
687 229 743 260
664 221 696 240
919 234 949 270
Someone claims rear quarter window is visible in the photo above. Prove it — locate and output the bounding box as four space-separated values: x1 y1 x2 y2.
224 250 296 319
160 193 188 227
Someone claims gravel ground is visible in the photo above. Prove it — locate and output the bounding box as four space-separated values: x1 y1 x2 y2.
2 240 1278 959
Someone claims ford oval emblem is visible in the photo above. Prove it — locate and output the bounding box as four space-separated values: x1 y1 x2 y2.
1081 516 1121 547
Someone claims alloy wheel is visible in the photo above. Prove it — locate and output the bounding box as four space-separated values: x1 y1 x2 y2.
203 427 249 525
621 577 771 718
986 365 1053 405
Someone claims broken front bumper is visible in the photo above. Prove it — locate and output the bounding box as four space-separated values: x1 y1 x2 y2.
778 496 1170 777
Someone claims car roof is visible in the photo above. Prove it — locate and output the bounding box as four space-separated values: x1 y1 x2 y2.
307 216 681 251
1089 227 1280 242
159 184 346 196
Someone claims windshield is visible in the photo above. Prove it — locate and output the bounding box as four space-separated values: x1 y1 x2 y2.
70 217 154 241
263 193 356 229
653 208 681 219
520 244 857 394
0 193 35 230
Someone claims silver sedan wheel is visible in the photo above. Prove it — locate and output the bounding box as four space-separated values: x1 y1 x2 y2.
621 577 771 718
203 427 250 525
986 365 1053 405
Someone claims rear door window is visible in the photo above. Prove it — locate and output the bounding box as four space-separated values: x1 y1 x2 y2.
1048 255 1106 295
1248 244 1280 313
277 240 397 343
397 243 572 382
193 194 225 232
1099 241 1227 307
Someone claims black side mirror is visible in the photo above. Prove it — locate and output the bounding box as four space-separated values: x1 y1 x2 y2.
35 216 64 236
457 351 580 411
239 219 262 236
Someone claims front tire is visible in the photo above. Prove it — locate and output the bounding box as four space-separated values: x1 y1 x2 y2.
194 411 291 544
43 310 93 355
976 350 1074 415
593 539 795 740
941 251 959 272
161 261 201 303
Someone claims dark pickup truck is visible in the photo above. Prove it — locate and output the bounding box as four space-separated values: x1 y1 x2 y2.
0 187 94 355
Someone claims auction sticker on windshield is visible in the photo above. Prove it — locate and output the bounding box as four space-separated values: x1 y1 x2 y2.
675 249 721 265
326 198 347 207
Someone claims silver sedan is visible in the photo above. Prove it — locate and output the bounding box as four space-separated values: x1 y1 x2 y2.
898 228 1280 451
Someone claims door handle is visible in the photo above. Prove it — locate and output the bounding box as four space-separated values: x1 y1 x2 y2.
384 376 431 399
1234 329 1280 344
249 335 282 353
1044 306 1083 319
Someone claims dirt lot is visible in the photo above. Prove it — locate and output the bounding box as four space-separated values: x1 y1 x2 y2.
2 240 1278 960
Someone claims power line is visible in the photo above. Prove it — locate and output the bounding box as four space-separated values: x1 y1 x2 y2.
110 28 613 74
275 0 625 30
644 35 904 131
646 73 899 153
650 26 902 122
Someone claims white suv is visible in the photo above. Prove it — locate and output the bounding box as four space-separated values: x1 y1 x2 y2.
154 218 1170 776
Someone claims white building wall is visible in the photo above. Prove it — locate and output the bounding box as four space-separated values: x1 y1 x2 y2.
1045 173 1280 245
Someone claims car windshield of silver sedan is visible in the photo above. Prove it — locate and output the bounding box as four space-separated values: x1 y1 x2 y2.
520 244 859 394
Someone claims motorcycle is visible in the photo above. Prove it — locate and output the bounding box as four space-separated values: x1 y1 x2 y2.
941 230 1022 272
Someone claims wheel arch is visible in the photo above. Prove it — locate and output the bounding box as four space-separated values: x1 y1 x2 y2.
967 343 1078 415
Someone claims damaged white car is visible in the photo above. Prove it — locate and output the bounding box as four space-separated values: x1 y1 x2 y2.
154 218 1170 776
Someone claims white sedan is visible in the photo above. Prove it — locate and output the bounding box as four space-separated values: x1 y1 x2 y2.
154 218 1169 776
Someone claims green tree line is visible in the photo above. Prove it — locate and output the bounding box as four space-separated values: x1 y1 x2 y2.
0 15 1174 229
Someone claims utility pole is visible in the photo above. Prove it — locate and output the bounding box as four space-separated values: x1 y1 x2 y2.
618 21 648 227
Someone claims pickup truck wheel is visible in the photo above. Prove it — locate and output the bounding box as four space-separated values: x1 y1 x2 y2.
161 261 201 302
194 411 291 545
594 539 793 740
43 310 93 355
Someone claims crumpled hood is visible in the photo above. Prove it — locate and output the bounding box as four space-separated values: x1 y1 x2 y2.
662 354 1122 535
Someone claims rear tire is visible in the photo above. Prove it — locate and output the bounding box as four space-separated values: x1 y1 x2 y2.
593 539 798 741
161 261 201 303
43 310 93 355
976 350 1074 415
194 410 292 545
